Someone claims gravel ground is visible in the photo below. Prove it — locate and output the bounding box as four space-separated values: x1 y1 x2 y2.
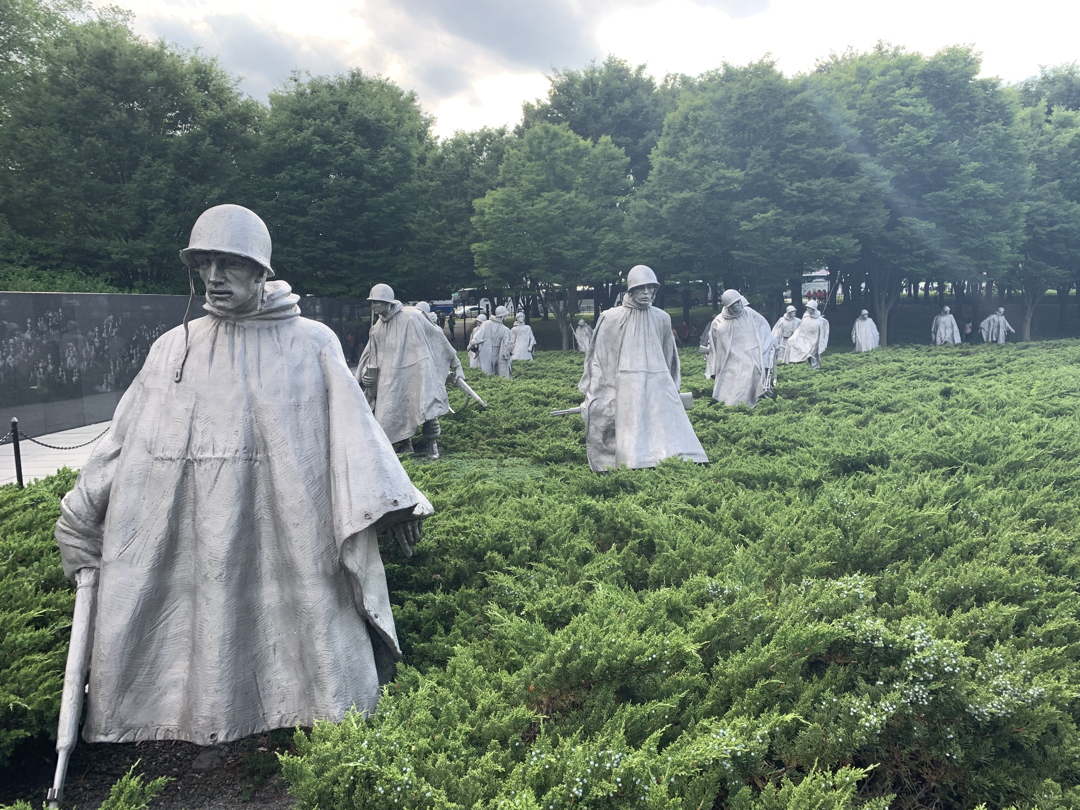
0 733 297 809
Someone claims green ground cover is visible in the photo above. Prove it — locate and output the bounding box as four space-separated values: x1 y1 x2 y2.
4 341 1080 808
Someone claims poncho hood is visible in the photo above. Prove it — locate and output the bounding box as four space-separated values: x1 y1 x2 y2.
203 279 300 321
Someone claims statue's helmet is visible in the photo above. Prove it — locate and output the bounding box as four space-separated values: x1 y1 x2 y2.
942 306 951 313
720 289 742 308
415 300 431 313
367 283 395 303
515 312 525 322
180 204 274 277
785 305 797 314
997 307 1005 314
626 264 659 291
860 309 869 316
495 305 509 318
476 313 488 322
805 300 819 311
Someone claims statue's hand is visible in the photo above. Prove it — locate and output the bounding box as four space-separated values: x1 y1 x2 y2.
360 371 377 387
390 518 423 557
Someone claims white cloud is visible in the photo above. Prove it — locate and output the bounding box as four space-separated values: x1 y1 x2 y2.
117 0 1080 138
597 0 1080 86
431 72 551 138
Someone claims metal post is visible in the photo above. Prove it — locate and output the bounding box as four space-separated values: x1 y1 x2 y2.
12 417 23 488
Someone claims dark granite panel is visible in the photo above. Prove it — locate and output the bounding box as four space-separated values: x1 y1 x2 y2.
1 292 371 434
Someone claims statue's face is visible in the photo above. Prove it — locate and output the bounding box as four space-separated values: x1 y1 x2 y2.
371 300 393 320
786 311 796 320
726 299 744 316
629 284 658 307
193 252 263 314
859 312 868 320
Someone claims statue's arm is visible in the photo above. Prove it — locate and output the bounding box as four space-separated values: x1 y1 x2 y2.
449 353 465 382
54 432 123 580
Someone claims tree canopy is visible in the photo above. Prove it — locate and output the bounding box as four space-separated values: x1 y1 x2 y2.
3 1 1080 343
248 70 434 298
0 3 263 293
472 123 631 348
519 56 678 184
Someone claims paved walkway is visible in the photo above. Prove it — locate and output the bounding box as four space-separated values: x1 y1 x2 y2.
1 421 110 487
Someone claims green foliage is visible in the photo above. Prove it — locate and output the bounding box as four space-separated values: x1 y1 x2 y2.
1016 63 1080 117
519 56 679 184
406 127 513 297
1011 105 1080 339
0 470 77 766
96 764 169 810
9 343 1080 806
0 5 264 293
7 342 1080 808
636 59 883 301
807 45 1028 343
283 343 1080 809
252 69 435 299
2 0 1079 347
472 123 631 349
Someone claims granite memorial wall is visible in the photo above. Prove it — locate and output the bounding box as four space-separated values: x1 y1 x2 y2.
0 291 370 437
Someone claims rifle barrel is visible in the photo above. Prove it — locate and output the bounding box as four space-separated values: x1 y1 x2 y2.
49 567 98 808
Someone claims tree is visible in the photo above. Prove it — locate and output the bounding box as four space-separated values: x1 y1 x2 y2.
635 60 882 322
809 45 1027 343
402 127 513 299
1009 105 1080 340
1016 63 1080 117
519 56 679 185
0 0 77 105
472 123 631 349
250 70 434 298
0 7 264 292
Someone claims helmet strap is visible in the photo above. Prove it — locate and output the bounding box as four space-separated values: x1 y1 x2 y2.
174 267 196 383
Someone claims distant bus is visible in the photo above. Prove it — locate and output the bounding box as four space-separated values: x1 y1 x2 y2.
801 269 829 299
429 299 454 315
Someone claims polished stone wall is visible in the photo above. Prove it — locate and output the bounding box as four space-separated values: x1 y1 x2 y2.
0 292 370 436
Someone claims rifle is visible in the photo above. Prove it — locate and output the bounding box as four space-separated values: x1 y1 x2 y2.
48 567 99 808
449 374 488 410
552 392 693 416
550 406 583 417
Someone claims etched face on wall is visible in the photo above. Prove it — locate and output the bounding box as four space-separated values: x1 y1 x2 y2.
191 252 264 314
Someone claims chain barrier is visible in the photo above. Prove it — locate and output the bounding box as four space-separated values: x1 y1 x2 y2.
20 426 110 451
0 430 12 446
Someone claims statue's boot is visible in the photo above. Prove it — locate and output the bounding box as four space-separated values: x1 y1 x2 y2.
421 417 441 460
396 438 414 454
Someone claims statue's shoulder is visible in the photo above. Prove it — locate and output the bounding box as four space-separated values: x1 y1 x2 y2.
595 308 622 329
293 315 339 345
649 306 672 327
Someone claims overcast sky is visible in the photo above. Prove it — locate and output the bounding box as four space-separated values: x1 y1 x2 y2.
118 0 1079 139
